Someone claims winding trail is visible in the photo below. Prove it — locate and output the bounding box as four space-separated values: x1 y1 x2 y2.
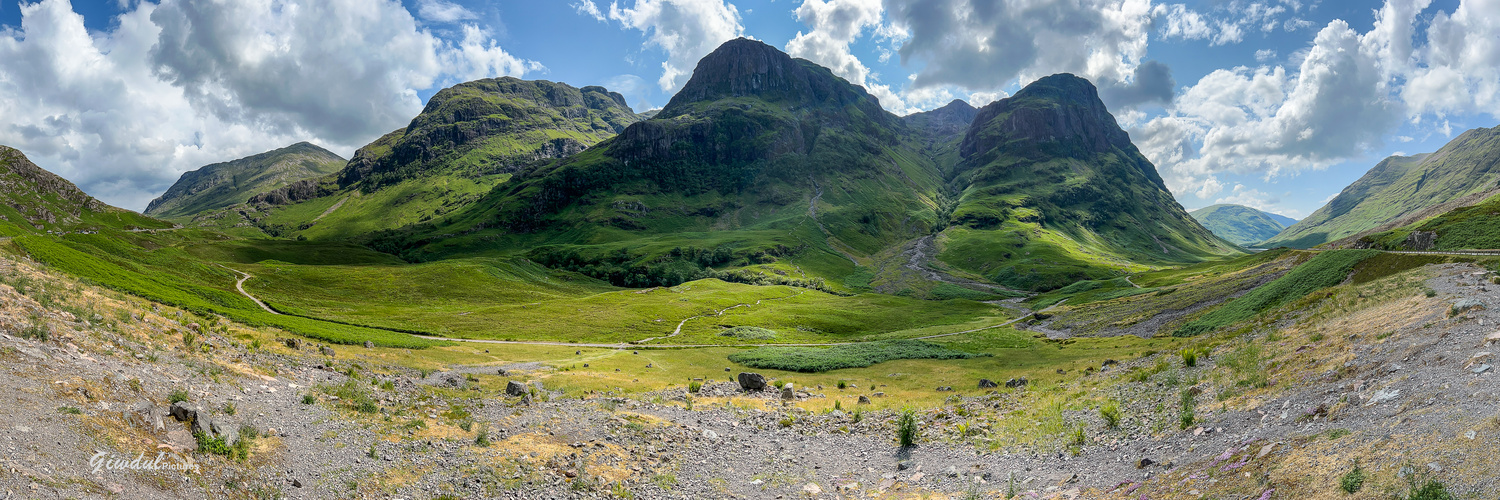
634 289 810 344
220 265 280 315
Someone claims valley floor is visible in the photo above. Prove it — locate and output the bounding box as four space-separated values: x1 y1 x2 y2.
0 252 1497 499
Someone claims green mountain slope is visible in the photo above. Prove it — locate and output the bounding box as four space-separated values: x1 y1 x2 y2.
1359 189 1500 250
144 142 345 220
362 43 1232 293
241 77 641 239
933 74 1239 290
1188 204 1291 246
371 38 948 289
1263 125 1500 248
0 146 170 236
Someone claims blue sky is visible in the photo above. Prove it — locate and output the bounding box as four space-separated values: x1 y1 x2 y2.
2 0 1498 218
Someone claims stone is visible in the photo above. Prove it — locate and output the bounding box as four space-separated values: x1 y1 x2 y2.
1136 458 1154 469
363 341 374 349
936 386 953 392
897 460 912 470
505 380 528 397
1257 443 1277 458
1472 364 1492 375
781 386 795 401
1468 352 1494 368
738 373 767 391
497 368 508 376
1102 359 1118 366
1367 388 1401 405
702 429 718 439
802 483 822 496
1005 377 1029 388
978 379 998 389
191 415 213 437
872 392 885 397
909 472 925 482
168 402 199 423
857 396 871 405
319 345 335 357
283 338 300 350
944 466 959 477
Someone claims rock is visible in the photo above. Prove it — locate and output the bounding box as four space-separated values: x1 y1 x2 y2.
1186 385 1204 396
1005 377 1029 388
1486 331 1500 346
857 396 871 405
738 373 767 391
505 380 528 397
1452 299 1487 315
291 479 302 488
1472 364 1492 374
497 368 508 376
802 483 822 495
1136 458 1154 469
1468 352 1494 368
978 379 998 389
212 421 237 448
1367 388 1401 405
702 429 718 439
897 460 912 471
781 386 795 400
168 402 199 423
532 381 545 393
363 341 374 349
936 386 953 392
575 350 581 355
872 392 885 397
724 367 731 372
191 415 213 437
909 472 925 482
319 345 335 357
283 338 300 350
1102 359 1118 366
944 466 959 477
1257 443 1277 458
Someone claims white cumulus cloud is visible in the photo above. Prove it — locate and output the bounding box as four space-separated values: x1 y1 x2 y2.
607 0 745 92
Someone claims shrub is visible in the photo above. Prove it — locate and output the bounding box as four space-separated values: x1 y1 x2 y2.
58 406 81 415
301 394 316 405
1099 401 1121 429
474 428 491 447
168 389 190 404
836 380 848 390
688 381 702 393
851 407 863 423
18 316 48 341
222 402 236 416
833 400 843 412
1401 476 1455 500
896 408 919 447
1179 389 1196 430
1339 462 1365 494
1181 349 1197 367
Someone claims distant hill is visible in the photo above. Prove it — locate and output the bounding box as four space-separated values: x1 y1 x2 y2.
237 78 641 239
362 41 1235 292
144 142 345 220
1188 204 1295 247
1357 188 1500 251
0 146 169 235
1263 125 1500 248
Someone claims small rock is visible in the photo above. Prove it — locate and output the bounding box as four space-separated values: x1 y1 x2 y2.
362 341 374 349
781 386 795 401
978 379 998 389
857 396 871 405
497 368 508 376
1136 458 1154 469
283 338 300 350
168 402 199 423
1465 430 1477 440
702 429 718 439
897 461 913 471
1258 443 1277 458
944 465 959 477
802 483 822 495
1005 377 1029 388
1367 388 1401 405
909 472 925 482
936 386 952 392
1472 364 1492 374
319 345 335 357
291 479 302 488
872 392 885 397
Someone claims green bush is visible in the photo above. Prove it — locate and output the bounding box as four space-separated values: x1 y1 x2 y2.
1339 463 1365 494
1174 250 1379 337
1178 389 1196 430
301 394 316 405
1180 348 1197 367
475 428 491 447
168 389 190 404
728 340 989 373
896 408 919 447
1099 401 1121 429
1401 475 1455 500
719 326 778 340
18 316 48 341
836 380 848 389
688 381 702 393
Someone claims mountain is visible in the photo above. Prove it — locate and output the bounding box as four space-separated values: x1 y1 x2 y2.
230 77 641 239
144 142 345 220
1262 125 1500 248
0 146 168 235
361 41 1233 292
933 74 1238 289
1188 204 1293 247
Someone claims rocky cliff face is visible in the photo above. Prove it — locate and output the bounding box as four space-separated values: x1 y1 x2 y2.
658 38 889 127
0 146 104 215
0 146 165 232
904 99 978 140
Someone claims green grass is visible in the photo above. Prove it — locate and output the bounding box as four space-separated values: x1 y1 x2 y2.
726 340 990 373
720 326 777 340
1364 191 1500 250
1173 250 1380 337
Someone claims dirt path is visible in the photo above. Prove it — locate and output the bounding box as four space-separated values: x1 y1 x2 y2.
312 196 349 222
635 289 810 344
220 265 280 315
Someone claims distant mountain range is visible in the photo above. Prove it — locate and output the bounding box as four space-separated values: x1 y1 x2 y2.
1263 125 1500 249
145 142 345 220
1188 204 1297 247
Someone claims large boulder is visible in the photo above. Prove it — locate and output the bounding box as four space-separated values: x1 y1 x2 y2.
169 402 199 423
1005 377 1029 388
738 372 767 391
978 379 999 389
505 380 528 397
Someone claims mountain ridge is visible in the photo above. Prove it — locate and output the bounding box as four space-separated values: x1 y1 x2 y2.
1188 204 1293 247
144 142 345 219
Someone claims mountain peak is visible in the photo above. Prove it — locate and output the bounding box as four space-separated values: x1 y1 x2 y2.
958 73 1147 185
658 37 883 121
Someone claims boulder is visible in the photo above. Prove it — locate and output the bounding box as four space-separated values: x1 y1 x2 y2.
738 372 767 391
1136 458 1154 469
319 345 336 357
781 386 795 401
505 380 528 397
211 420 238 448
283 338 300 350
363 341 374 349
978 379 999 389
936 386 953 392
169 402 199 423
191 415 213 437
857 396 871 405
1005 377 1029 388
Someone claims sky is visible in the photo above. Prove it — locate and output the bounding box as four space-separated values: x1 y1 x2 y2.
1 0 1498 218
